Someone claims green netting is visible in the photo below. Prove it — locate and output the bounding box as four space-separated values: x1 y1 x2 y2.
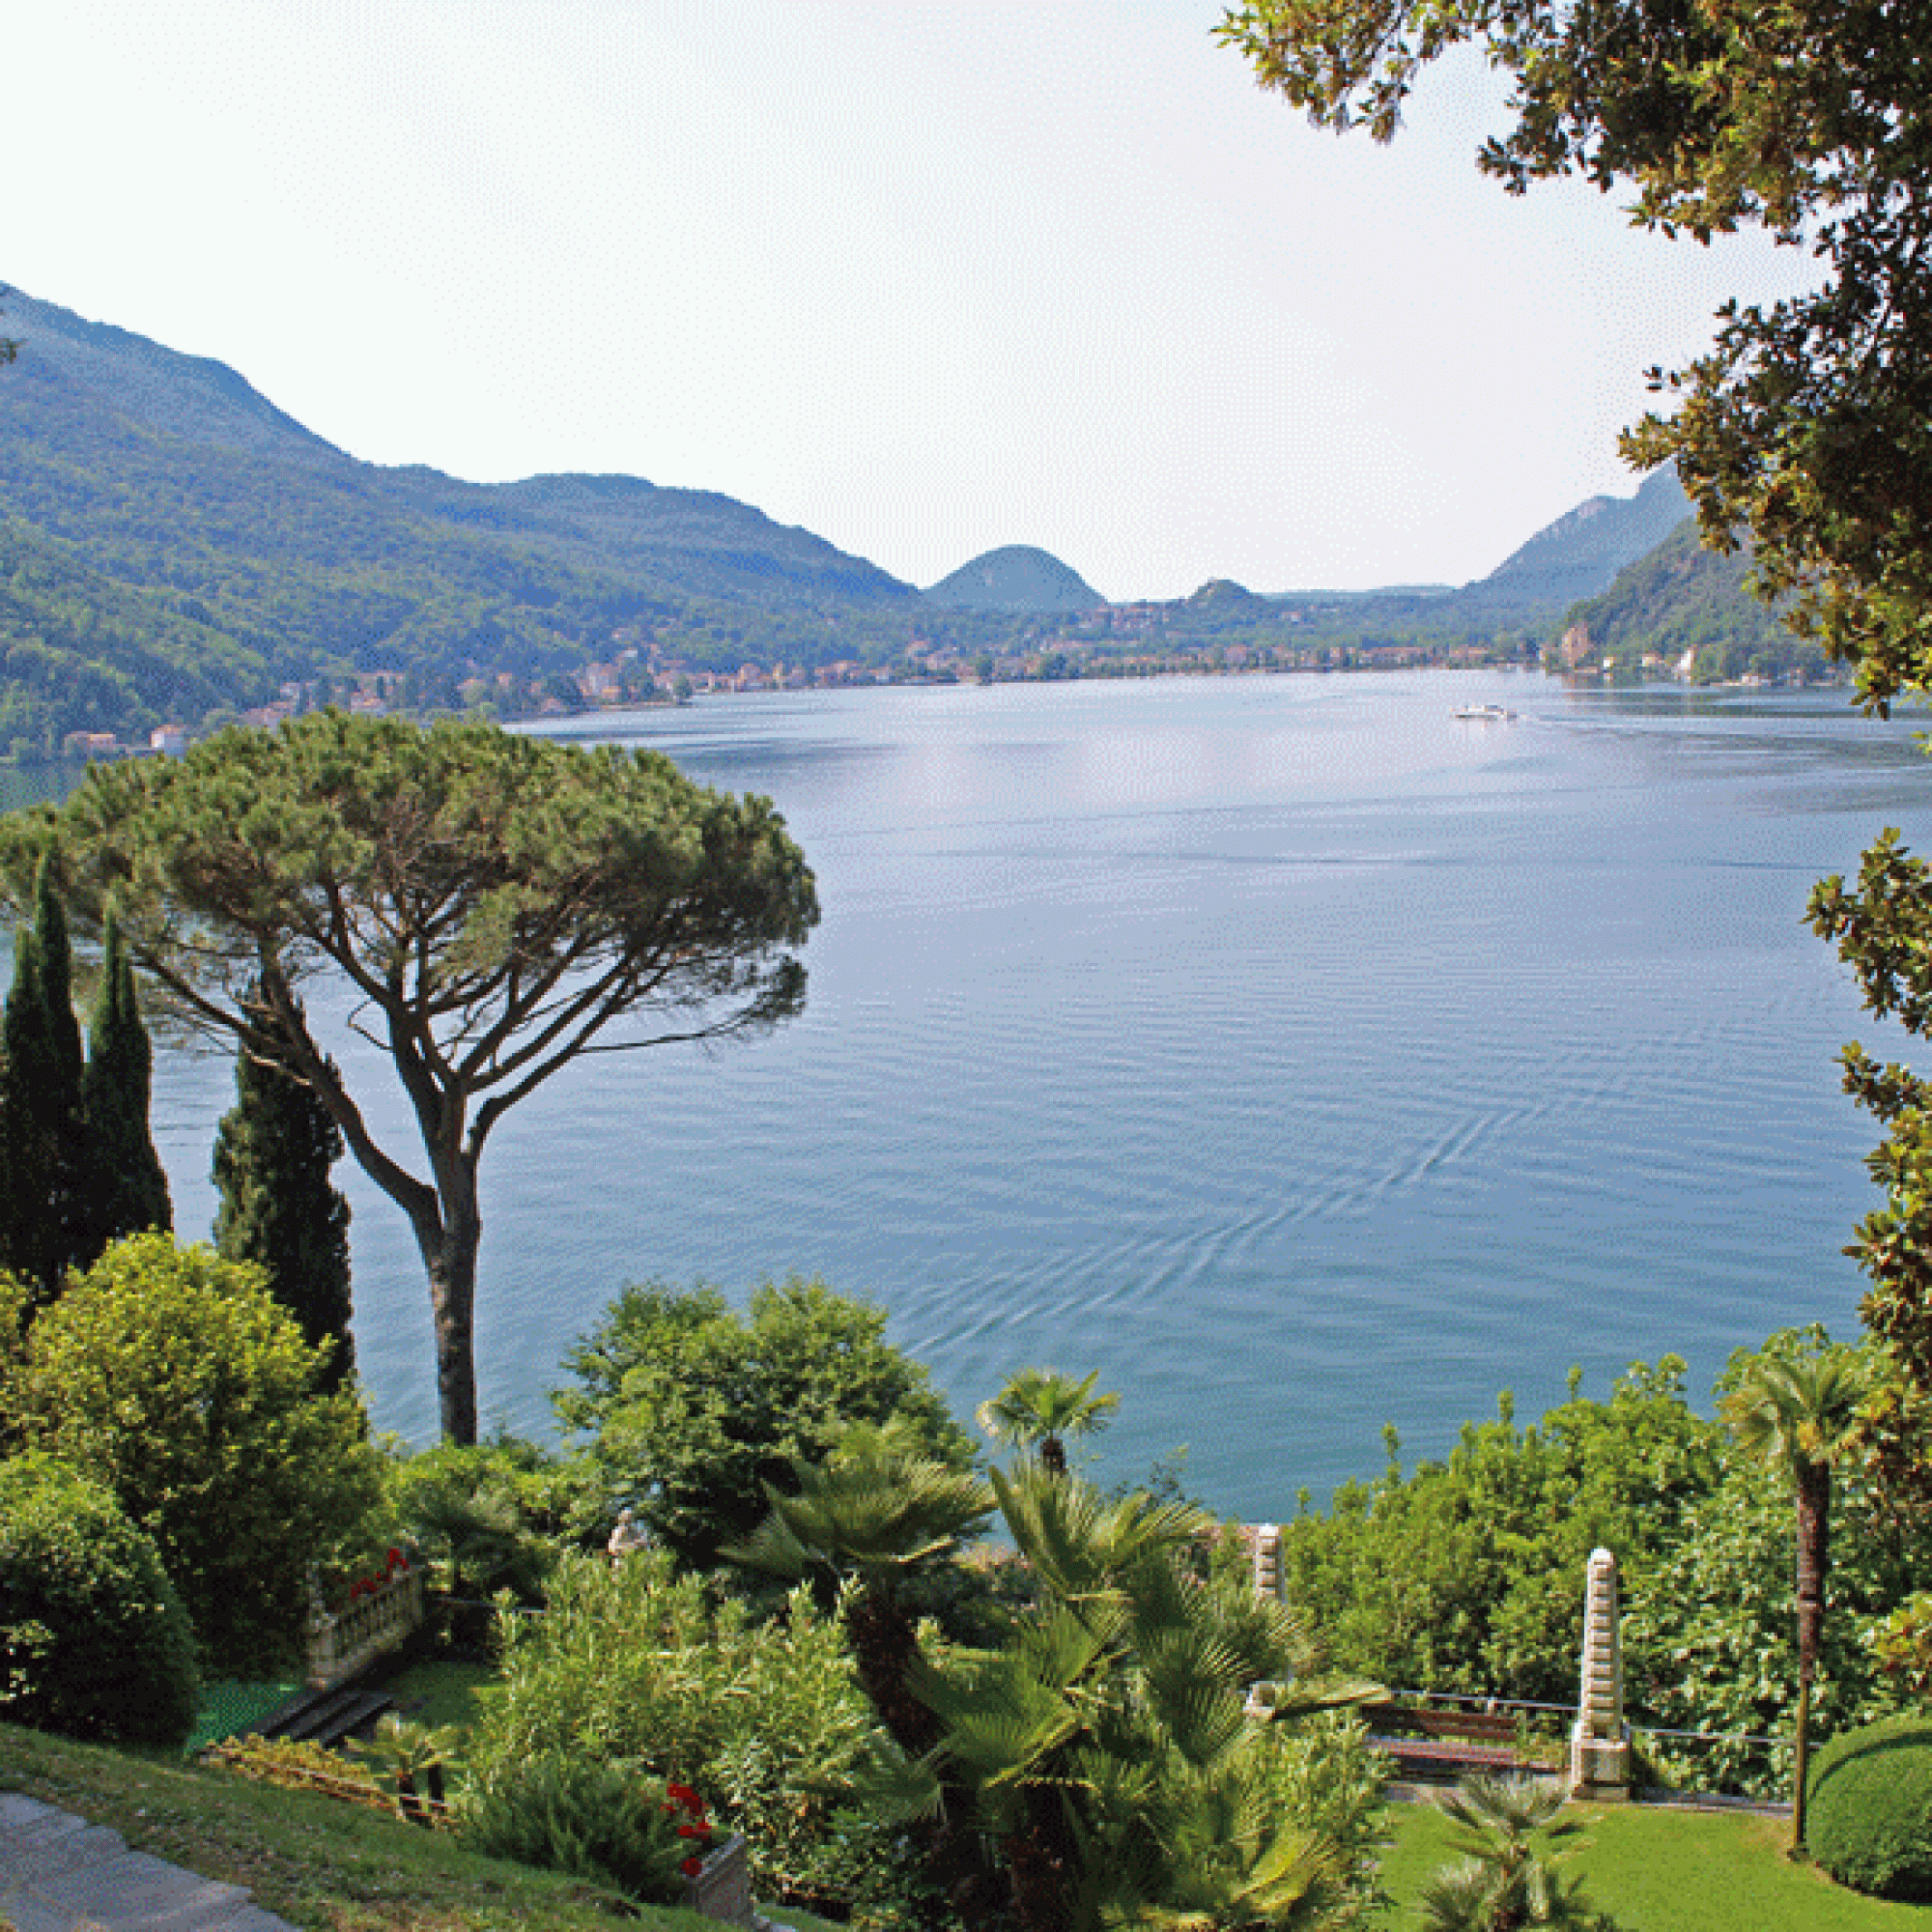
184 1677 303 1756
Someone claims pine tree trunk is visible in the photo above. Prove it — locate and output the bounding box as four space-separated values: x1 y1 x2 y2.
423 1203 481 1446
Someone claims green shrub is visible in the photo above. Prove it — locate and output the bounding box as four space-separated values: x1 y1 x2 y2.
1807 1714 1932 1900
467 1549 878 1906
554 1275 977 1573
457 1755 715 1904
382 1435 601 1605
0 1453 199 1747
16 1234 385 1674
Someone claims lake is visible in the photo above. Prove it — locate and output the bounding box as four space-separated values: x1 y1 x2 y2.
127 669 1932 1517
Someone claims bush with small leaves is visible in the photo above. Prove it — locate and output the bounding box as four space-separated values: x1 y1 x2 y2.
456 1754 714 1904
467 1548 877 1906
0 1453 199 1747
16 1234 384 1674
1808 1715 1932 1901
209 1734 392 1815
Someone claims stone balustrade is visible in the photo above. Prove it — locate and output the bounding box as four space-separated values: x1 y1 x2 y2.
306 1567 425 1690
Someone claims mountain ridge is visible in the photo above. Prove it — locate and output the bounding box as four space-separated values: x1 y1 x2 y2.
0 282 1788 753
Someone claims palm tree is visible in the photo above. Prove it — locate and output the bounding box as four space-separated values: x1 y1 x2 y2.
1414 1773 1600 1930
896 1461 1365 1932
724 1426 998 1915
977 1367 1121 1476
1719 1344 1870 1850
723 1423 993 1754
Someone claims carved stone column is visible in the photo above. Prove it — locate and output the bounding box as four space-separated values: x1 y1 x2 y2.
1248 1522 1282 1604
1570 1545 1633 1800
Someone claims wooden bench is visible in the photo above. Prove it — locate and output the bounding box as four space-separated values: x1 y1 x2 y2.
1361 1701 1527 1782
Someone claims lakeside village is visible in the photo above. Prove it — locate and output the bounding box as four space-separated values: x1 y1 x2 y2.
53 609 1835 765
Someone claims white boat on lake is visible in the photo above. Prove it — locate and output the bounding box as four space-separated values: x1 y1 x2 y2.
1454 703 1518 721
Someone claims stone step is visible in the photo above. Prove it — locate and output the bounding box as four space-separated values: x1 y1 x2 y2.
253 1684 395 1750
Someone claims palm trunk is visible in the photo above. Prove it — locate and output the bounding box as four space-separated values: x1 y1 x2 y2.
843 1589 935 1756
1792 1665 1813 1852
1006 1785 1079 1932
1793 1462 1831 1850
844 1589 1000 1919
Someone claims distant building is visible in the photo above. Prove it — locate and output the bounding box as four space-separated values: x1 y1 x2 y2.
150 724 188 756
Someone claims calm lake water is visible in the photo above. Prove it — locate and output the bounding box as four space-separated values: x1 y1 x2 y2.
118 670 1932 1515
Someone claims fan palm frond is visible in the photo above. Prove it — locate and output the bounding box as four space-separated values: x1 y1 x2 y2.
996 1461 1210 1603
721 1427 993 1586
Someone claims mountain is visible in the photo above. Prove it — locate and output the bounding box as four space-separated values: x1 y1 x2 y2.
925 545 1103 611
1266 469 1692 635
1183 579 1274 618
1471 464 1690 612
0 284 1802 757
0 287 949 754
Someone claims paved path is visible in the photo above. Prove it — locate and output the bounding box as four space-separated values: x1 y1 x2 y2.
0 1793 297 1932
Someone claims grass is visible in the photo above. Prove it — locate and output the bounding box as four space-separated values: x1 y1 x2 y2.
0 1719 817 1932
378 1659 498 1735
1382 1791 1932 1929
27 1697 1923 1932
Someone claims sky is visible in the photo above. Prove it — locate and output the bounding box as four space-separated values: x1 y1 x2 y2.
6 2 1823 602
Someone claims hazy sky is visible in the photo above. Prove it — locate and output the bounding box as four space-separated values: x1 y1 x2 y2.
7 2 1821 601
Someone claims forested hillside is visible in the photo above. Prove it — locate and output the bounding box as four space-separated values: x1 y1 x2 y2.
0 290 972 753
0 284 1810 759
1554 519 1826 683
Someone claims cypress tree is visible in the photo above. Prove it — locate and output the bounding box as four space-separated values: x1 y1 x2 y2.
77 910 173 1267
0 859 88 1303
213 1021 355 1394
34 858 89 1285
0 923 61 1299
32 857 84 1098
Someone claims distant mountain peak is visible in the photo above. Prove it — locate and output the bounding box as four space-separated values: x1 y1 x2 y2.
1479 467 1689 601
925 545 1103 611
1185 578 1271 614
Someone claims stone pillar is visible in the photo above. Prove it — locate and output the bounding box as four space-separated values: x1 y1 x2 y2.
1249 1522 1282 1604
1570 1545 1633 1801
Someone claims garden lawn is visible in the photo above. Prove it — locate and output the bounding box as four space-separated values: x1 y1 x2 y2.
1383 1795 1932 1929
379 1660 497 1735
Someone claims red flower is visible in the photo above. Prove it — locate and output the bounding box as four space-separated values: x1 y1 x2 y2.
386 1547 405 1571
666 1780 699 1807
681 1856 704 1878
676 1823 708 1838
